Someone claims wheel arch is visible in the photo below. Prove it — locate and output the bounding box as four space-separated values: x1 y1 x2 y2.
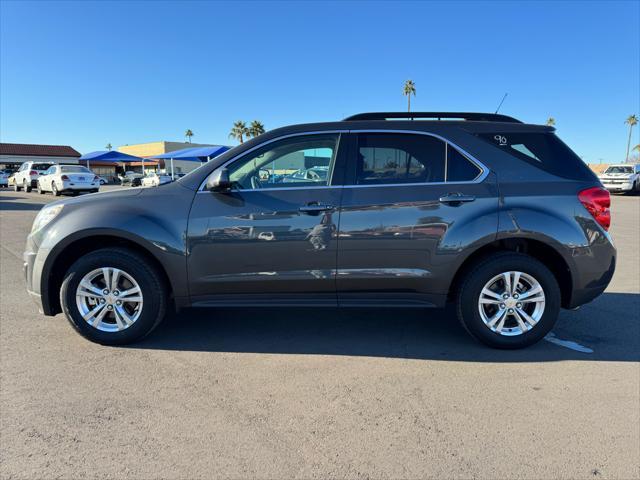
42 231 175 315
448 237 573 308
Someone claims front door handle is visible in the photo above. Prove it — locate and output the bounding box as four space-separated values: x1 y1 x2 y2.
299 202 335 214
439 193 476 204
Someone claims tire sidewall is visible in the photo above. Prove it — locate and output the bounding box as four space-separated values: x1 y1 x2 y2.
458 254 561 349
60 250 166 345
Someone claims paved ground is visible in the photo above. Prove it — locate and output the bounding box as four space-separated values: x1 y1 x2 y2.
1 186 638 480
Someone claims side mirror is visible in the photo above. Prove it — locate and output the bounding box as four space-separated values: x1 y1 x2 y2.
206 168 232 192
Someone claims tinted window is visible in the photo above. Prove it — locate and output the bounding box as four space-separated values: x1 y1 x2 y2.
604 166 633 174
60 165 90 173
228 134 338 190
476 132 596 181
32 163 53 171
356 133 445 184
447 147 481 181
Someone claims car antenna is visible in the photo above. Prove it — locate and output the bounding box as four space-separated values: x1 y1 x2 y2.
494 93 508 114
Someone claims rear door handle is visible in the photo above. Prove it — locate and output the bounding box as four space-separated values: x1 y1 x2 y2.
299 203 335 214
439 193 476 204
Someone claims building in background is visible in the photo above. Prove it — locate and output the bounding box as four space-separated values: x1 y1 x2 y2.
118 141 224 174
0 143 81 170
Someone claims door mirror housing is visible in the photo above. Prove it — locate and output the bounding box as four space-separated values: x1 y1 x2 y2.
207 168 232 192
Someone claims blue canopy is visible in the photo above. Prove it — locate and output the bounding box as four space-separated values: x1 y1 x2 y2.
79 150 144 163
152 145 230 162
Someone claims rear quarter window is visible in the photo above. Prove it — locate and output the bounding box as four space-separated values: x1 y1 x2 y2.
476 132 597 181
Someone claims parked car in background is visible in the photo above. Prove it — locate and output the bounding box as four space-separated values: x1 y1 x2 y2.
98 176 109 185
118 171 144 186
282 166 330 184
23 112 616 349
36 164 100 196
598 164 640 193
13 161 55 192
141 171 173 187
0 169 12 187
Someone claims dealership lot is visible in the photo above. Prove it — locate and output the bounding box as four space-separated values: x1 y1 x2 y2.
1 188 638 479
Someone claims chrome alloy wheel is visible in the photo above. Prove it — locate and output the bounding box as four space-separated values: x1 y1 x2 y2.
478 271 546 336
75 267 144 332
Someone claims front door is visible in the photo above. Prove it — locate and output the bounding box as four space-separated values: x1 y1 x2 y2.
187 133 346 306
336 131 499 307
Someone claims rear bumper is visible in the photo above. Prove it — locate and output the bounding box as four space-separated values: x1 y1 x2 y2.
602 182 633 191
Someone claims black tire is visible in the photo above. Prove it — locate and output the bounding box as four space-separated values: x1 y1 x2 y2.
52 182 60 196
14 181 21 192
37 182 45 194
60 248 168 345
456 252 560 349
24 179 32 193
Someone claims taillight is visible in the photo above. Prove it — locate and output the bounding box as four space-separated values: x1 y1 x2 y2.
578 187 611 231
61 175 69 180
29 170 37 175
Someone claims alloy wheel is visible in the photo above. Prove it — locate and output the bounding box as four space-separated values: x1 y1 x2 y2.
478 271 546 336
75 267 144 332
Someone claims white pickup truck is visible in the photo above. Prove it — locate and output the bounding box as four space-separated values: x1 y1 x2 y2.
598 164 640 193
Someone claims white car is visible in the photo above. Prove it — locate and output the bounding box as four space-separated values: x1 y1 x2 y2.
598 164 640 193
141 171 173 187
13 161 55 192
36 164 100 196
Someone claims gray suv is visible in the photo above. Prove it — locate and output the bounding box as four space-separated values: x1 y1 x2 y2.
23 112 616 348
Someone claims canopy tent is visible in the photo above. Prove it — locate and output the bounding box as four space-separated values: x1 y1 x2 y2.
151 145 230 178
79 150 157 173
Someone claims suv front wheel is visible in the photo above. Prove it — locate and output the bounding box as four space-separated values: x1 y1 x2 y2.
456 253 560 349
60 248 167 345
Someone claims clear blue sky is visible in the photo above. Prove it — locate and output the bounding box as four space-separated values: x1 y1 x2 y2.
1 0 638 163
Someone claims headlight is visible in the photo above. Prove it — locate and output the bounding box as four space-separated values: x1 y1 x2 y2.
31 204 64 233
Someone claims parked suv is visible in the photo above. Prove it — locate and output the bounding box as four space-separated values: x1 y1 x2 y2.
13 161 55 192
23 112 616 348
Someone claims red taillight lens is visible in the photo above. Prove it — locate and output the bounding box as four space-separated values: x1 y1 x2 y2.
29 170 37 175
61 175 69 180
578 187 611 231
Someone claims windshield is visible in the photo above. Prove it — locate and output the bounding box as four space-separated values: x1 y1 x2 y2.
604 166 633 174
60 165 91 173
32 163 54 171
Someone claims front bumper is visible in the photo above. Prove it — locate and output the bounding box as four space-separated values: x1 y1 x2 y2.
602 182 633 191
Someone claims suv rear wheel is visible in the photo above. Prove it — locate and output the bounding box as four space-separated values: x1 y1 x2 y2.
456 253 560 349
60 248 167 345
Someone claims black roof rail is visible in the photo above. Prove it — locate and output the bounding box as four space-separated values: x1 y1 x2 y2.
343 112 523 123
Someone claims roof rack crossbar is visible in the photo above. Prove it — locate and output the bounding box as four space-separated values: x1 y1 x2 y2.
343 112 522 123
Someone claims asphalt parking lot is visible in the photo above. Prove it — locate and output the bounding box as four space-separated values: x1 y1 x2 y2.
1 186 638 479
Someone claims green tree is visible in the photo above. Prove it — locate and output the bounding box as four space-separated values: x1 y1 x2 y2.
229 121 249 144
248 120 266 139
105 143 112 151
624 114 638 161
185 129 194 143
546 117 556 126
403 79 416 112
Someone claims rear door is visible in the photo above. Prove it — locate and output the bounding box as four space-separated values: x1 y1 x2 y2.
187 132 347 306
336 131 499 307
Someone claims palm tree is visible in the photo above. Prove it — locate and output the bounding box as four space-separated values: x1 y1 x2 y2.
624 114 638 161
546 117 556 126
248 120 266 139
105 143 112 151
185 129 194 143
229 121 249 144
403 79 416 112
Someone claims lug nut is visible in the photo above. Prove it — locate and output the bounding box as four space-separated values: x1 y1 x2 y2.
508 308 514 313
113 290 119 296
513 293 519 299
516 303 522 308
502 293 509 299
100 298 106 304
116 301 122 306
500 303 505 309
107 305 113 310
103 289 109 295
